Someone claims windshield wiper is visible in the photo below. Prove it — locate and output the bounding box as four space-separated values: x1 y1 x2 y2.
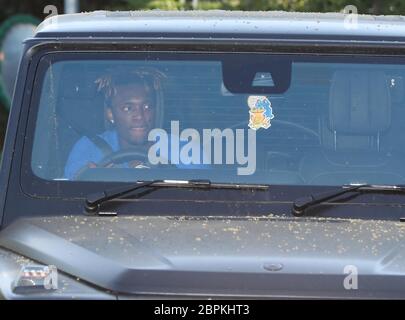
85 179 269 215
292 184 405 217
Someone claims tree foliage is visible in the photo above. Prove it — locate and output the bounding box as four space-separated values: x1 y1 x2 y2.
123 0 405 14
1 0 405 21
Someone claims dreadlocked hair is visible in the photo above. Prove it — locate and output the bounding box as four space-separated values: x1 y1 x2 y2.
95 67 166 107
95 67 167 129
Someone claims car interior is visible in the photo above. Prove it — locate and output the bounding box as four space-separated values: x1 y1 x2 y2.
30 58 405 186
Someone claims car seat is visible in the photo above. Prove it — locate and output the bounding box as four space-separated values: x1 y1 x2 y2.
299 69 405 185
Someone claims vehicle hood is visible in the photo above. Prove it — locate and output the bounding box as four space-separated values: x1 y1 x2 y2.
1 215 405 298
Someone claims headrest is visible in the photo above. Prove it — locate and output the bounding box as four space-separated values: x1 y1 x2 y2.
329 70 391 135
58 65 165 131
54 65 105 138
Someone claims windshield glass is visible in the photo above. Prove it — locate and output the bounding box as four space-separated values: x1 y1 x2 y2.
29 53 405 187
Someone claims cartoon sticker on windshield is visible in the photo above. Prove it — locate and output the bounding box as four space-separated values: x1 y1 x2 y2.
248 96 274 130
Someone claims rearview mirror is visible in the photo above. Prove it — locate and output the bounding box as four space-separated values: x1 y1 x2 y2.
222 55 292 94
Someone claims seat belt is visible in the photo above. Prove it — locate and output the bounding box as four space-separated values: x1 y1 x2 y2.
87 134 113 157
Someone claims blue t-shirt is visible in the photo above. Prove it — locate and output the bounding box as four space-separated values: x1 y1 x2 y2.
64 130 209 180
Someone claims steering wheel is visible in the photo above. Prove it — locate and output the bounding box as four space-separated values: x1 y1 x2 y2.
97 149 151 167
229 119 320 142
229 119 320 167
75 147 172 180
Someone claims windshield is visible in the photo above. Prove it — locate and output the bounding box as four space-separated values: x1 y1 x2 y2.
29 52 405 187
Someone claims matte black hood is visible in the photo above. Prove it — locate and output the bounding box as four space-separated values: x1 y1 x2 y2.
1 215 405 298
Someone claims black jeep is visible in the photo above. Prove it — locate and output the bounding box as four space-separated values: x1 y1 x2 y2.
1 10 405 299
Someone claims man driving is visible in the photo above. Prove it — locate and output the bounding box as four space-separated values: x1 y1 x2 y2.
64 69 164 179
64 68 208 180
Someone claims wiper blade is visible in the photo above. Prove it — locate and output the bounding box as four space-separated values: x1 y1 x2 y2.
292 184 405 217
85 179 269 215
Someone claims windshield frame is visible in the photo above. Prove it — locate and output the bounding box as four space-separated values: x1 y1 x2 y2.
13 41 405 220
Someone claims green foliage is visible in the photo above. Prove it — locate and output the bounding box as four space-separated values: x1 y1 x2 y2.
121 0 405 14
0 14 40 110
1 0 405 18
124 0 186 10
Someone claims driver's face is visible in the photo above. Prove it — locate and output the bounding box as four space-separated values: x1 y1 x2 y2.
109 84 156 148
